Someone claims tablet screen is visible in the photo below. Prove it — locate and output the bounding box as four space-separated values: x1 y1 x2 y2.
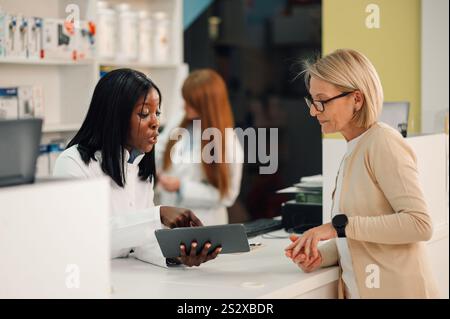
155 224 250 258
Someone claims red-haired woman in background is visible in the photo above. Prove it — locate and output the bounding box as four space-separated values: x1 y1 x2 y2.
156 69 244 226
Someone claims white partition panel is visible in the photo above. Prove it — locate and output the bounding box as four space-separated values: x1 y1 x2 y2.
0 178 111 298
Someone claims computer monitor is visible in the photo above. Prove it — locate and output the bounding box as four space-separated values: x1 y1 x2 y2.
0 118 42 187
379 101 410 137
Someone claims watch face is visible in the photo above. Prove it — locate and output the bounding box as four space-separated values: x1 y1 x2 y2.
333 214 348 227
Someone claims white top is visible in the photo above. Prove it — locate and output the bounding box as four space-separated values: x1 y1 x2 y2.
155 112 244 225
52 145 167 268
331 131 368 299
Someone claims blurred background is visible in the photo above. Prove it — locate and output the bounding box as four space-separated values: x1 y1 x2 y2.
0 0 448 223
184 0 323 223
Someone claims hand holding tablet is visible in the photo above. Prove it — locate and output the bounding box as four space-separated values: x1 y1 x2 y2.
155 224 250 259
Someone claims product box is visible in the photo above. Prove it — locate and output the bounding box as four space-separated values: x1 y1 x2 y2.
17 86 34 118
41 18 76 60
0 87 19 119
17 85 44 118
18 85 33 118
76 21 95 60
27 17 42 59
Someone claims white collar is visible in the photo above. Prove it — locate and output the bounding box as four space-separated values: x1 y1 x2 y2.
345 130 369 156
126 148 145 166
93 148 145 166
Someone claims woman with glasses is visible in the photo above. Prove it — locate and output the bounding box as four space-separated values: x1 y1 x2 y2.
284 49 439 298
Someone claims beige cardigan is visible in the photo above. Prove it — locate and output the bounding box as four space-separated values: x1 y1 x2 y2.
319 122 440 299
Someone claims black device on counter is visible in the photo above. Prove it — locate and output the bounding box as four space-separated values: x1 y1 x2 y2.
281 200 322 233
243 218 283 238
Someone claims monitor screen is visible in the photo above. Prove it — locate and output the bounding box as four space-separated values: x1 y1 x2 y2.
379 101 410 137
0 119 43 187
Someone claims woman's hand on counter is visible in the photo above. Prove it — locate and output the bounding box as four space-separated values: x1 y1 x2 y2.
294 252 322 273
285 235 322 273
285 223 337 260
160 206 203 228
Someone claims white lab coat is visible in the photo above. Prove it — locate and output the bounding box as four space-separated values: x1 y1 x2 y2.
52 145 168 268
155 112 244 226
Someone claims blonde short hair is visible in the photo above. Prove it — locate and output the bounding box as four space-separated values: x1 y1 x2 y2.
302 49 384 128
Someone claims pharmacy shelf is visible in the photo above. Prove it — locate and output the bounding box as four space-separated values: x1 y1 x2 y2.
0 57 96 66
97 59 179 69
42 123 82 133
0 57 177 69
1 0 185 136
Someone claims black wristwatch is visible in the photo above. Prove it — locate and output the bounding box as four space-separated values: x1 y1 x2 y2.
332 214 348 238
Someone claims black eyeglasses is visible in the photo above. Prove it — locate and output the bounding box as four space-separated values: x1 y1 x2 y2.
304 91 353 112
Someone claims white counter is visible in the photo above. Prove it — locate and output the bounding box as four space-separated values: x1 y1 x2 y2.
111 229 339 299
0 178 111 298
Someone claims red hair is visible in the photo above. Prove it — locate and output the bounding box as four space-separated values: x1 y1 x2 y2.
163 69 234 198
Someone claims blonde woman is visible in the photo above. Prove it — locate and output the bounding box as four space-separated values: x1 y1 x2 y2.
285 49 439 298
155 69 244 226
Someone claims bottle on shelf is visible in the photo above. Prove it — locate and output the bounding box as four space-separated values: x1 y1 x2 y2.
115 3 139 62
96 1 116 60
152 11 171 64
138 10 153 64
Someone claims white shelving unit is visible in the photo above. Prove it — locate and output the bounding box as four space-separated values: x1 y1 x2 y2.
0 56 96 65
97 59 179 69
0 0 188 142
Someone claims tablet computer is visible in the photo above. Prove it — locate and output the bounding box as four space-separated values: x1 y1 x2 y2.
155 224 250 258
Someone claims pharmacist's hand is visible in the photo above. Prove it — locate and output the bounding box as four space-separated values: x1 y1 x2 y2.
285 235 322 273
285 223 337 260
160 206 203 228
178 241 221 267
158 174 181 192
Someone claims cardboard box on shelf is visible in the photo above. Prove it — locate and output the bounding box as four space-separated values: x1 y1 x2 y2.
17 85 44 119
36 141 65 178
0 85 44 119
18 86 33 118
0 87 19 119
41 19 76 60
